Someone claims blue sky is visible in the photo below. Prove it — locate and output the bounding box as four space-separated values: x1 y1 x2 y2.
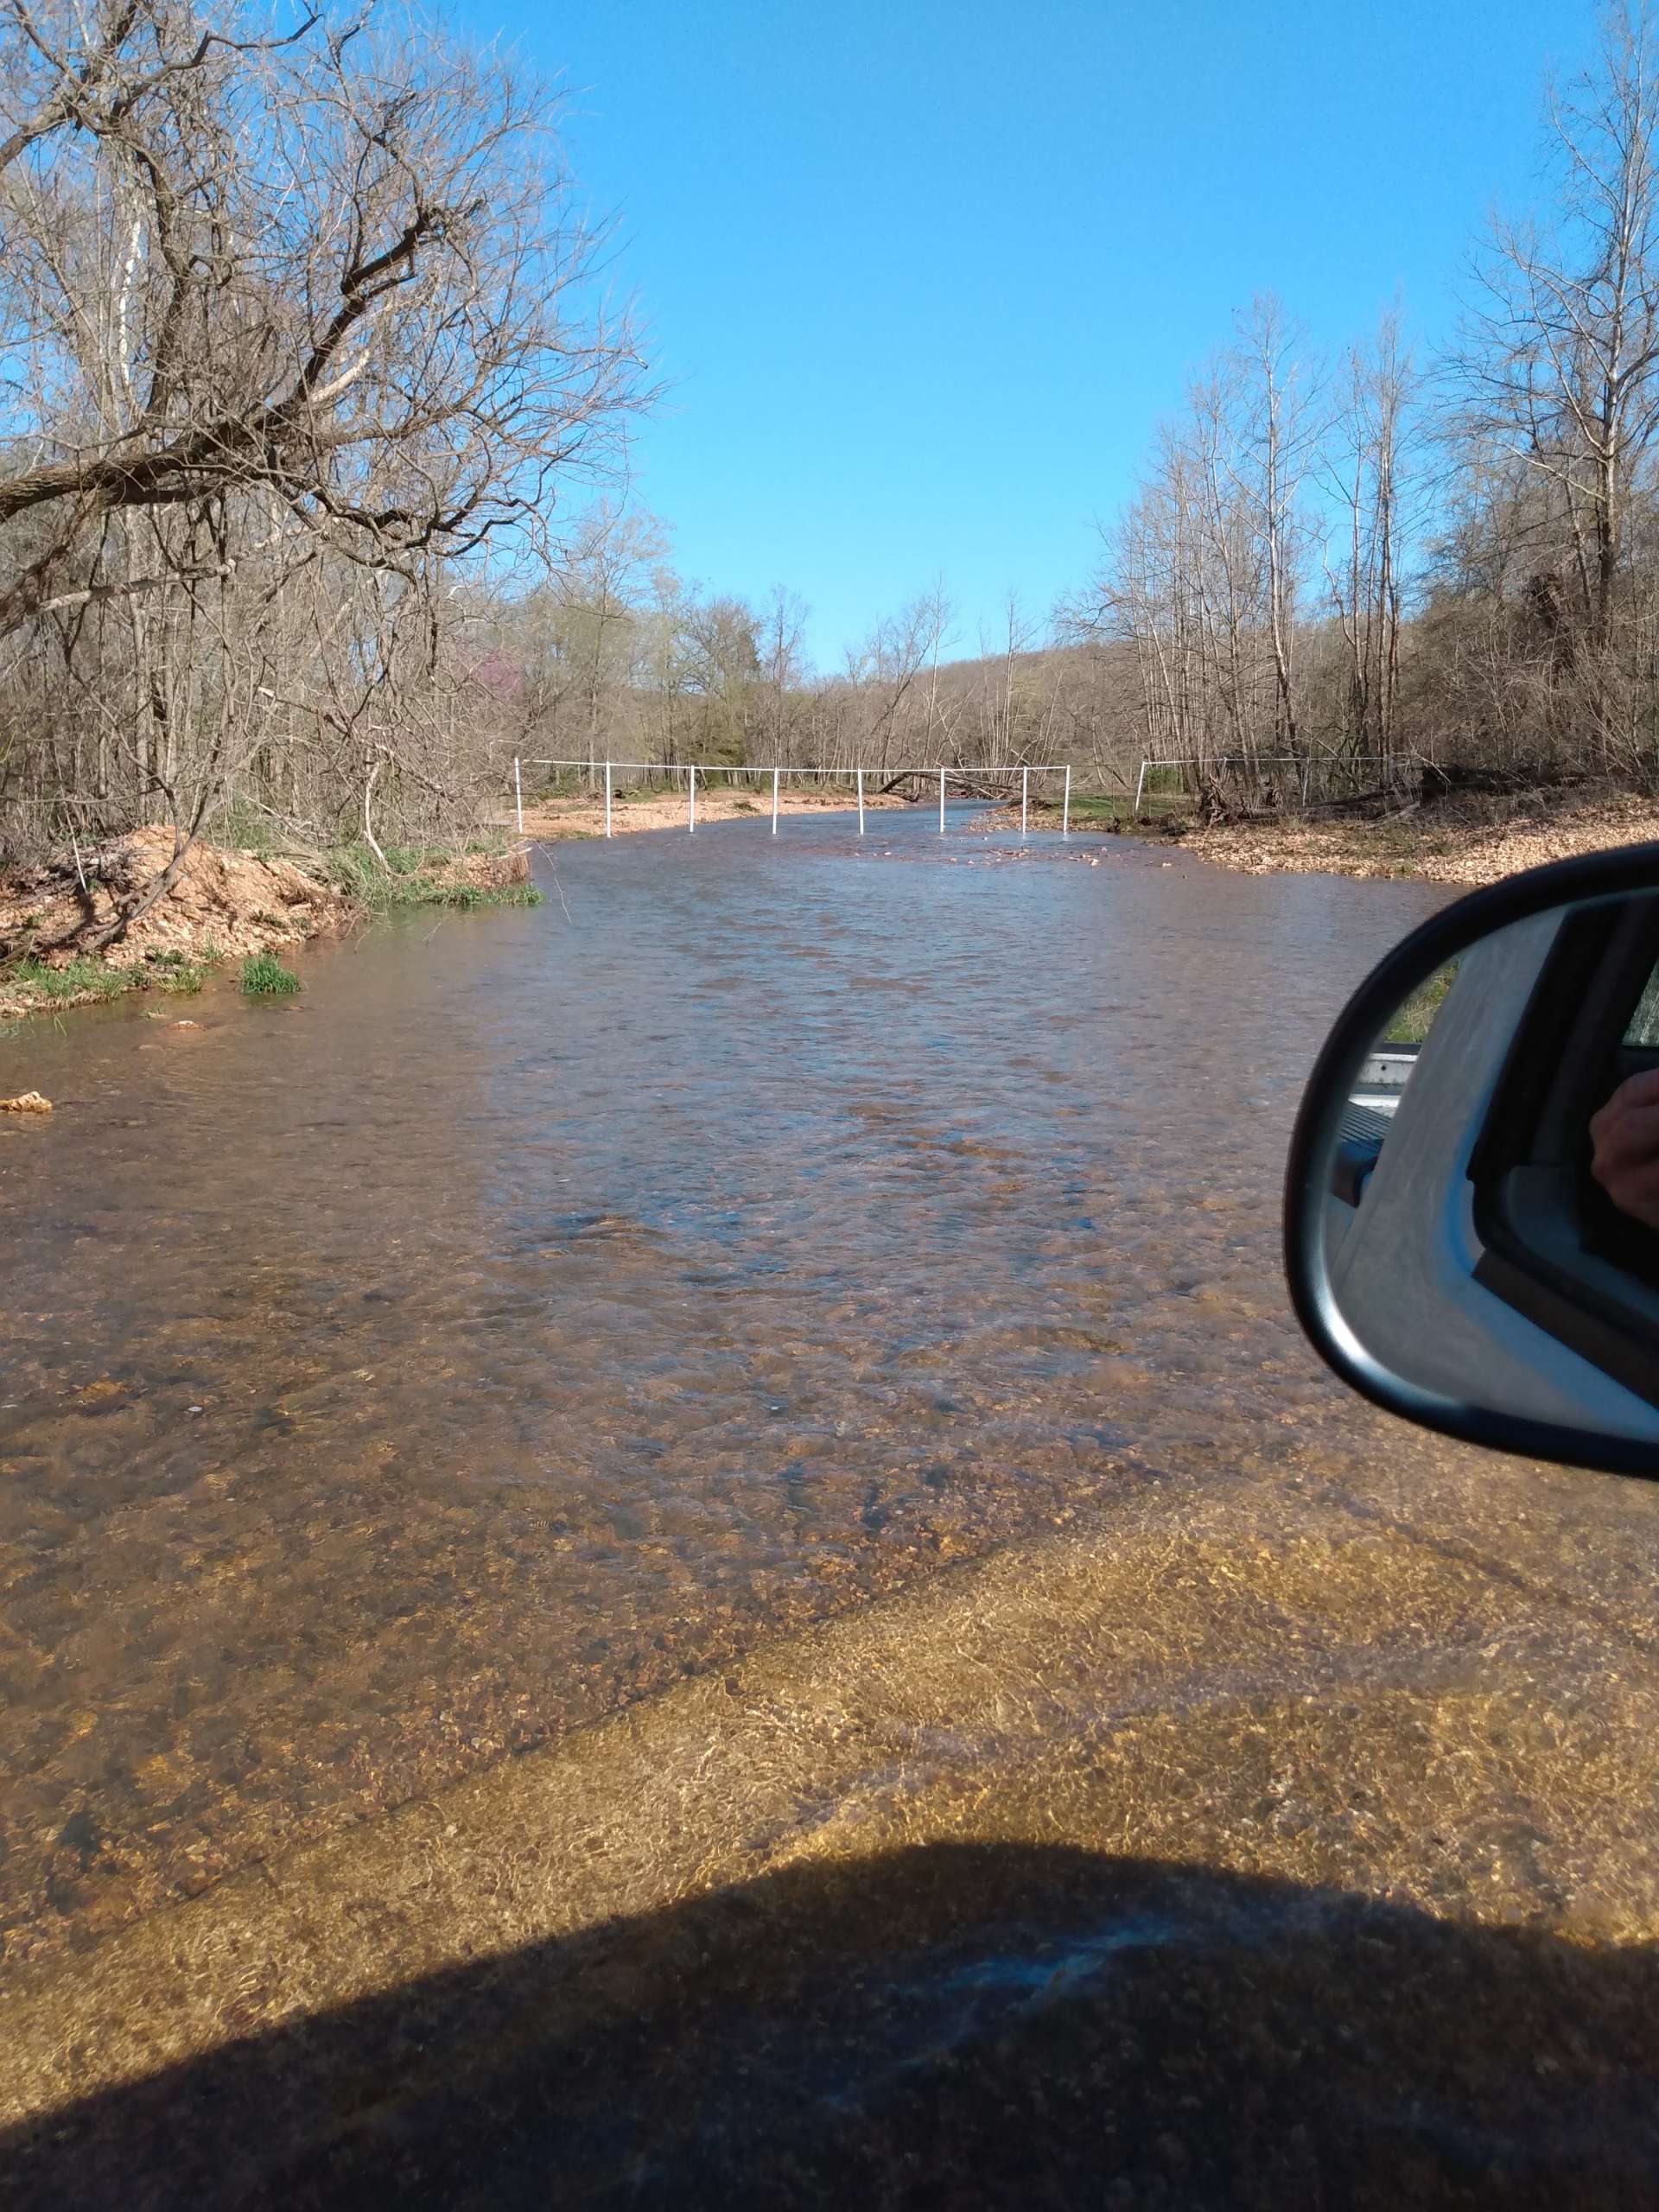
460 0 1592 668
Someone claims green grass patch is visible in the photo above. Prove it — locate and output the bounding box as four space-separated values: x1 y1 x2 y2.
426 880 545 909
324 838 539 912
1382 961 1459 1045
1 943 227 1017
4 956 134 1004
1027 791 1164 835
149 950 211 994
240 949 301 995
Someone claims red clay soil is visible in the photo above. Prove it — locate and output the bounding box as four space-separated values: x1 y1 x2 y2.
0 829 537 1019
0 825 348 998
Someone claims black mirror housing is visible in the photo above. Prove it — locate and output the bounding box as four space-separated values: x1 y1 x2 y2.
1285 842 1659 1478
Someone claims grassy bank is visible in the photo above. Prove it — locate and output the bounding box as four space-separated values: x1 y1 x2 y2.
0 948 216 1024
0 831 540 1026
1031 791 1146 830
323 838 545 913
1020 779 1659 880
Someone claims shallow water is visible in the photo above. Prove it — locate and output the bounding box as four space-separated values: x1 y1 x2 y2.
0 809 1597 1961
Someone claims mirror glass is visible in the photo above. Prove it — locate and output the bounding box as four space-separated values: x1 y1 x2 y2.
1295 883 1659 1465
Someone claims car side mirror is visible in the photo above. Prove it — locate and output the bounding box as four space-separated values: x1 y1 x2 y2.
1284 842 1659 1478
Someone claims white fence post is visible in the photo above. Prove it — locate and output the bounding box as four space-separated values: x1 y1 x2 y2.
509 755 1079 843
1134 760 1148 818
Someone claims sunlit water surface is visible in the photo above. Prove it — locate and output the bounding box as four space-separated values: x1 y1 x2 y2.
0 807 1611 1967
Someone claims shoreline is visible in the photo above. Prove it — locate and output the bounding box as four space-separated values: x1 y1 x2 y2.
1169 784 1659 887
11 782 1656 1029
0 830 536 1023
986 780 1659 887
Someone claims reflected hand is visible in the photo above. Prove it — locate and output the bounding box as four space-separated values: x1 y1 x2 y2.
1589 1069 1659 1230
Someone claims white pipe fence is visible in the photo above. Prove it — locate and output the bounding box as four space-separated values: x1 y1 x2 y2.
512 760 1075 841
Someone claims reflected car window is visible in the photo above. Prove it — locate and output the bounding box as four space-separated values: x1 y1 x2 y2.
1625 960 1659 1046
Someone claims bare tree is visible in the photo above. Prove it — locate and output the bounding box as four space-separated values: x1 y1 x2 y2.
0 0 644 891
1227 296 1319 752
1456 2 1659 655
1322 309 1417 752
680 594 761 763
760 584 810 766
914 581 955 760
854 594 946 773
547 505 666 782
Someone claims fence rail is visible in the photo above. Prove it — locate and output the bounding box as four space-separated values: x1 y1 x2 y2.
512 759 1075 839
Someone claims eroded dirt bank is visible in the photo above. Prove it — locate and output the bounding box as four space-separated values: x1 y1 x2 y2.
0 829 530 1018
1176 782 1659 884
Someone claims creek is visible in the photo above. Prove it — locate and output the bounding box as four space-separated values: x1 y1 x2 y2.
0 809 1589 1961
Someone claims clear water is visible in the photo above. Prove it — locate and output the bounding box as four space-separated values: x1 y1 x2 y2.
0 809 1493 1958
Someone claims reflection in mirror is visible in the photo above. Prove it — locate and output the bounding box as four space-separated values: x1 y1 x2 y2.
1329 962 1458 1207
1592 952 1659 1232
1306 888 1659 1457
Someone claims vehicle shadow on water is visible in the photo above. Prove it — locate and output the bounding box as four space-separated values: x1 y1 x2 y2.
8 1840 1658 2209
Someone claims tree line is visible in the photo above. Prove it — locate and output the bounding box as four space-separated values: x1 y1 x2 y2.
1082 1 1659 796
499 0 1659 810
0 0 639 879
0 0 1098 874
497 537 1127 790
6 0 1659 883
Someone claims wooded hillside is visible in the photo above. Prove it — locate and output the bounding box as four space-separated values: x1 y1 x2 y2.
7 0 1659 873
